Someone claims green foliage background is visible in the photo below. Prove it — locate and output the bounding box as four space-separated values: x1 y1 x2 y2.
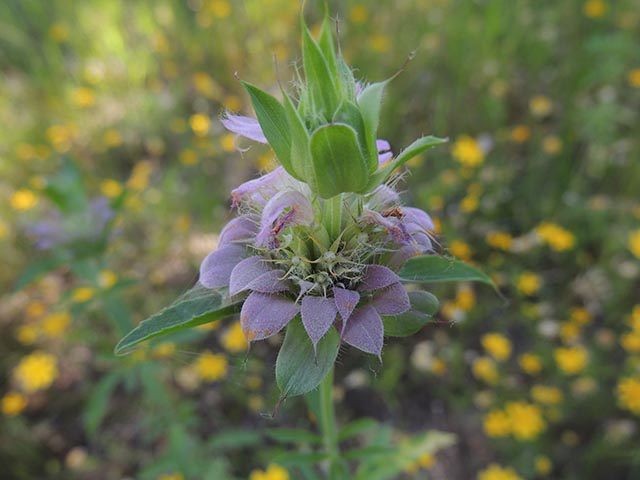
1 0 639 479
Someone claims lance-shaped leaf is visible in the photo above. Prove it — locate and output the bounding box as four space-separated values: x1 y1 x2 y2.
302 23 339 119
241 82 297 179
358 81 388 173
282 91 313 183
367 136 448 189
333 101 374 170
317 12 338 79
382 291 439 337
399 255 496 287
114 284 241 355
310 123 368 198
276 316 340 397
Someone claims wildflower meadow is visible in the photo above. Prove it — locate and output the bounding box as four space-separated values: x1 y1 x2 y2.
1 1 639 479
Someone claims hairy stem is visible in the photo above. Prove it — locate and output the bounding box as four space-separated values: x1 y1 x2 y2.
318 367 346 479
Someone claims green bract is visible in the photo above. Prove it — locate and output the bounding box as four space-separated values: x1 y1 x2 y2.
241 12 445 199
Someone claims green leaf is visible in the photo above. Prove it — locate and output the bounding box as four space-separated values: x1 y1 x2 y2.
276 317 340 397
354 430 456 480
282 91 312 182
273 451 329 468
265 428 322 444
208 429 262 450
309 123 368 198
302 23 339 119
367 136 448 189
43 159 88 214
241 82 293 172
399 255 495 287
333 101 373 168
357 81 388 172
337 418 379 441
114 284 241 355
84 371 121 437
383 291 439 337
317 13 338 78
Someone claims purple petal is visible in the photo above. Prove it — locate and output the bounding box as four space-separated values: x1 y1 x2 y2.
221 113 268 143
218 215 258 247
301 296 338 351
372 282 411 315
358 265 401 291
341 306 384 357
388 245 424 270
333 287 360 331
376 139 391 152
240 292 300 341
229 256 289 295
256 190 314 248
199 244 247 289
402 207 435 232
378 152 393 165
231 167 293 207
246 269 289 294
366 185 400 209
360 209 409 244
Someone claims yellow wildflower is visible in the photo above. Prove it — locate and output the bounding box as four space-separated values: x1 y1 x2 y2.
157 473 184 480
210 0 231 18
189 113 210 136
628 68 640 88
195 351 227 382
221 322 248 353
621 332 640 352
26 301 46 318
542 135 563 155
505 401 546 440
417 452 435 468
248 395 264 412
583 0 607 18
179 149 198 166
103 129 123 147
529 95 553 117
452 135 484 167
100 179 123 198
71 87 96 107
221 133 236 152
16 325 38 345
519 353 542 375
14 351 58 393
473 357 499 385
1 392 27 416
517 272 541 296
477 463 522 480
511 125 531 143
99 270 118 289
370 34 390 53
570 307 592 325
483 409 511 437
531 385 564 405
72 287 95 303
250 464 289 480
554 346 588 375
617 377 640 414
560 322 581 342
535 456 552 475
42 312 71 337
10 189 39 211
456 286 475 311
152 342 177 359
431 358 447 376
450 240 472 262
535 222 575 251
460 195 479 213
481 333 512 362
349 5 368 23
486 231 512 250
223 94 241 111
49 23 69 42
628 230 640 258
127 161 153 191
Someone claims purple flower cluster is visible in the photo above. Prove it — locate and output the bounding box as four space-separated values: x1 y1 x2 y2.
199 118 436 357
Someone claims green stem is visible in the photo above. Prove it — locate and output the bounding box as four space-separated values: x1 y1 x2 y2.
318 368 345 479
323 194 343 241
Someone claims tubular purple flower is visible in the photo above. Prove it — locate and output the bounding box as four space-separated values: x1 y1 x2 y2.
221 113 268 143
255 190 314 248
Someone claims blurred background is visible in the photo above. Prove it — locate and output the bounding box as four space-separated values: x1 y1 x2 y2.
1 0 639 478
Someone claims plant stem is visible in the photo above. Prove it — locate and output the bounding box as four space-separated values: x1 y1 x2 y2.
318 367 344 479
